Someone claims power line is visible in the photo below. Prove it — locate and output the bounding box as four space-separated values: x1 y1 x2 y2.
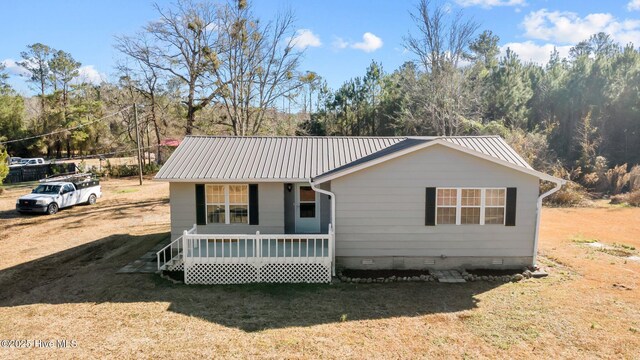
0 105 133 145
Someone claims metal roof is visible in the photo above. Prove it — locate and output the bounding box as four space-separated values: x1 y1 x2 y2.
155 135 534 181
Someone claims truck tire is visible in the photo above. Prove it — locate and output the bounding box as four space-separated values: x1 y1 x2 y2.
88 194 97 205
47 203 59 215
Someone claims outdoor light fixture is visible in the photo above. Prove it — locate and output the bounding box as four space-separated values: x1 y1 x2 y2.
287 183 292 192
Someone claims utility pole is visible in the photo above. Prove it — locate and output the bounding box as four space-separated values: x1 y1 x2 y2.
133 103 143 186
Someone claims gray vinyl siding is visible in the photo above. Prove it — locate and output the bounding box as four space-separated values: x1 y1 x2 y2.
169 182 284 240
330 144 540 258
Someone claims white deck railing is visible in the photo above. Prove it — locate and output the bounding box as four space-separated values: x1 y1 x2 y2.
156 224 197 271
183 224 334 266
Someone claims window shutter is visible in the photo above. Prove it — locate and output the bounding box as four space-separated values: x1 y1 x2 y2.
505 187 517 226
425 187 436 226
249 184 259 225
195 184 206 225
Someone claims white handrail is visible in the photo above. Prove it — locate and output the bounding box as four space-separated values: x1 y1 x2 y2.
156 224 197 271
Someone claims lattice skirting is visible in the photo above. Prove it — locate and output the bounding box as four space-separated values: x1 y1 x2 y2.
184 262 331 284
166 263 184 271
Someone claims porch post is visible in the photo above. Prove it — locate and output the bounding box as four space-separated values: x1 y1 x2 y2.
256 231 261 282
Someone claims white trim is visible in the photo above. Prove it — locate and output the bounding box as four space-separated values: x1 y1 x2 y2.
435 187 506 226
310 180 336 276
533 180 563 267
312 139 564 184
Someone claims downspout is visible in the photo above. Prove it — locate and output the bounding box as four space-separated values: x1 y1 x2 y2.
532 179 565 267
310 179 336 276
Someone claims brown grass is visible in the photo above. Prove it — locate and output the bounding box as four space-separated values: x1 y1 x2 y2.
0 179 639 359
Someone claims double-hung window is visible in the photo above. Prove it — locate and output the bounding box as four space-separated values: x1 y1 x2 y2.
206 184 248 224
436 188 506 225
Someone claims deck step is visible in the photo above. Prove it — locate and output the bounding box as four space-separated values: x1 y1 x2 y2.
430 270 466 283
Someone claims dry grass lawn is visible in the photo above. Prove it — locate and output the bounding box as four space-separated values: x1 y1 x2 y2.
0 179 639 359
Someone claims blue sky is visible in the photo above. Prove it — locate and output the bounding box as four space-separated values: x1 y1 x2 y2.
2 0 639 94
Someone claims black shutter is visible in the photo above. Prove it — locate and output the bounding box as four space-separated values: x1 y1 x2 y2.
505 187 517 226
249 184 259 225
425 187 436 226
195 184 206 225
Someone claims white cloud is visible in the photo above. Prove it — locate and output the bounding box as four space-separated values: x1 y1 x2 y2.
1 58 30 76
628 0 640 11
288 29 322 50
522 9 640 45
500 41 572 64
351 32 383 52
74 65 106 85
332 37 349 50
455 0 525 8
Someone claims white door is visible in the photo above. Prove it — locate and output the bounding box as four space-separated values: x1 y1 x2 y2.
294 183 321 233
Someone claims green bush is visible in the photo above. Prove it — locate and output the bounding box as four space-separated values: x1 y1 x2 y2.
0 149 8 185
143 162 160 175
103 160 160 178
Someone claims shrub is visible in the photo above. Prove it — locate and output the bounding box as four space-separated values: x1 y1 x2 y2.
544 180 591 206
610 190 640 207
143 162 160 175
543 162 591 206
0 149 8 185
504 129 554 171
601 164 630 195
103 160 160 178
629 191 640 207
630 165 640 192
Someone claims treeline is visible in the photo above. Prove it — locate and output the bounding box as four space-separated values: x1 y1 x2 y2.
1 0 639 201
297 1 640 201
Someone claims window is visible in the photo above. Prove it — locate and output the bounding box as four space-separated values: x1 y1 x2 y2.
436 188 506 225
461 189 481 224
206 184 249 224
484 189 506 224
299 186 316 218
228 185 248 223
436 189 457 224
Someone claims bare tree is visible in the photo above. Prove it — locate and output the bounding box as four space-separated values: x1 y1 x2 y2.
116 0 303 136
113 37 166 161
402 0 478 136
116 0 219 135
404 0 479 74
209 1 304 135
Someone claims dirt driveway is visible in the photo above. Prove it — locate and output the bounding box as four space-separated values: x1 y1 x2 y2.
0 179 639 359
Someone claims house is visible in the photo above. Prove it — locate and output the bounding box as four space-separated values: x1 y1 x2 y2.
154 136 564 284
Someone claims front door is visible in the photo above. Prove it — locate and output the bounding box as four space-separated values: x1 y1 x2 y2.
294 183 320 233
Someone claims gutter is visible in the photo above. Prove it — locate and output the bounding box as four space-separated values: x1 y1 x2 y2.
310 179 336 276
532 178 566 267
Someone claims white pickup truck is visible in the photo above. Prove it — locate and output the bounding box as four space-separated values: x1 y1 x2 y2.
16 173 102 215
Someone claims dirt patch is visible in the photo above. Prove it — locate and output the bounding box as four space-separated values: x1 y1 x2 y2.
341 269 431 278
466 269 525 277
